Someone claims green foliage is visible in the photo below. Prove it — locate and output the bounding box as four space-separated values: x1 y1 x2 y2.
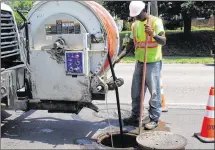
103 1 130 20
163 31 214 57
119 30 214 57
159 1 215 35
159 1 215 18
9 0 33 25
165 26 214 32
164 19 183 30
14 12 23 25
103 1 215 35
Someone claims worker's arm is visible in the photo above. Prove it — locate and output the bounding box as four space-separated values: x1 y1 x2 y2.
145 18 166 46
152 31 166 46
114 22 136 64
114 38 134 63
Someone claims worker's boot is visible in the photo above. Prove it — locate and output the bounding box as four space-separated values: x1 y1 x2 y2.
144 121 158 130
123 116 138 126
123 115 150 127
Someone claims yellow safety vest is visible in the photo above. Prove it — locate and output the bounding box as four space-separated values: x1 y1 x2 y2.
132 15 162 63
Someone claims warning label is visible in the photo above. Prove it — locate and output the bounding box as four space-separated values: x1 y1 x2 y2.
45 24 57 35
45 20 80 35
62 21 74 34
74 23 81 34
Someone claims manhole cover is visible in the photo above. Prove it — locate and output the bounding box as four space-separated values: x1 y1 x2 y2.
94 109 131 119
136 131 187 149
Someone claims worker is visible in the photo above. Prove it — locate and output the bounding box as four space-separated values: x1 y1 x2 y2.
114 1 166 130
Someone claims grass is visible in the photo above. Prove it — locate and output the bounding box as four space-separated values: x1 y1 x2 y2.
165 26 214 32
121 56 214 64
121 26 214 33
191 26 214 31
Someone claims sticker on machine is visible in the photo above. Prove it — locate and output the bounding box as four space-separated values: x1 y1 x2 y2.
62 21 74 34
56 20 62 34
46 36 52 40
45 24 56 35
74 23 81 34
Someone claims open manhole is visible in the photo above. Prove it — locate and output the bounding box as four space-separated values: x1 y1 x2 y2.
93 108 131 119
136 131 187 150
97 132 138 149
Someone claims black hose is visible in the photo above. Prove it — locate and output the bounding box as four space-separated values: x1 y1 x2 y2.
107 51 124 148
16 10 30 64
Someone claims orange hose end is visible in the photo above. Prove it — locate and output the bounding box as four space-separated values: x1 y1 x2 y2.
85 1 119 74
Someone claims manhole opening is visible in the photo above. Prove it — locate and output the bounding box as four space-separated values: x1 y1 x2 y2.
99 133 138 148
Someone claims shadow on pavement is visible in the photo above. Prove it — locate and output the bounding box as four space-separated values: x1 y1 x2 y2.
1 108 171 149
1 110 128 149
1 110 12 121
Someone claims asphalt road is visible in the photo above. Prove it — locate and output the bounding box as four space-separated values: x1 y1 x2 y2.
1 63 214 149
95 63 214 109
1 105 214 149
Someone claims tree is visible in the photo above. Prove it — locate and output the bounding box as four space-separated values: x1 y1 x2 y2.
9 0 33 25
95 0 105 5
103 1 215 35
158 1 215 35
103 1 131 20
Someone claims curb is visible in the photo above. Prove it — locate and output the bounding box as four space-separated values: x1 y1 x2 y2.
93 102 206 110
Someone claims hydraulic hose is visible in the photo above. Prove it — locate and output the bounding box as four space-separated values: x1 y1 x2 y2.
107 50 124 148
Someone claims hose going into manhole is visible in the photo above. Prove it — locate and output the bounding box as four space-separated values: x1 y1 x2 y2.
85 1 125 147
106 50 124 147
85 1 123 147
99 46 123 148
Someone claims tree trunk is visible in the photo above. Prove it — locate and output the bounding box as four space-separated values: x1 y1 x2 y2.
182 13 192 36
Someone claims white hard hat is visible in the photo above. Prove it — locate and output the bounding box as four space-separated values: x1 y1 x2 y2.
129 1 146 17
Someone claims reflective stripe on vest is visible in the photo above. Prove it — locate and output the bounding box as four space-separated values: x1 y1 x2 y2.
132 16 158 49
135 42 158 48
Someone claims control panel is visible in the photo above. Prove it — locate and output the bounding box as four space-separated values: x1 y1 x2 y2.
65 51 84 75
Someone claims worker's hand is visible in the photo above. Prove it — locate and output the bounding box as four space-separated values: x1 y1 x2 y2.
145 24 155 37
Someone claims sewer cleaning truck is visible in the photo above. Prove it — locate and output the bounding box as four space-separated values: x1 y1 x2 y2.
1 2 26 110
1 1 124 114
